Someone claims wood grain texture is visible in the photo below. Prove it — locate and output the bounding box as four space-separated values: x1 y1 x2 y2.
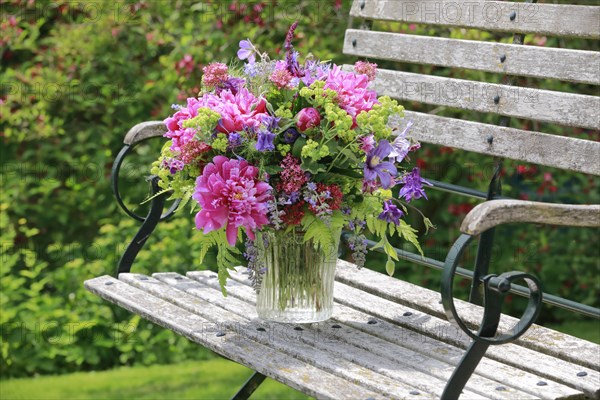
353 67 599 130
124 121 166 145
343 29 600 85
188 269 584 399
350 0 600 39
387 111 600 176
84 275 382 400
460 199 600 235
333 260 600 377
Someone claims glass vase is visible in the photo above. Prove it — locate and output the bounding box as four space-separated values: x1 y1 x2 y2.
255 229 340 323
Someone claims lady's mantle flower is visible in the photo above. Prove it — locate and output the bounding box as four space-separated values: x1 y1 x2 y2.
364 140 397 189
378 200 404 225
398 167 432 202
193 156 272 246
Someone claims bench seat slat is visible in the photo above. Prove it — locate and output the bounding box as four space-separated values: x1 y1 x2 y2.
118 273 444 399
350 0 600 39
138 273 488 399
353 67 600 130
394 111 600 176
334 260 600 374
344 29 600 85
192 269 585 399
84 275 383 400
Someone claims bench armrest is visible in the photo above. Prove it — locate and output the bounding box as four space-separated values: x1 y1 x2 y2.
460 199 600 235
124 121 166 145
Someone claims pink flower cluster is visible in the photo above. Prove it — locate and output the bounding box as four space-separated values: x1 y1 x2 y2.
202 62 229 87
199 88 268 134
193 156 272 246
324 65 378 123
278 155 307 194
164 88 269 151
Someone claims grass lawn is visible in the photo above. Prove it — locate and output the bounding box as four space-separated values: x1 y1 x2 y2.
0 357 310 400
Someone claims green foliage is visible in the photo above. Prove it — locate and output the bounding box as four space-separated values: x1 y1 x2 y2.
0 359 309 400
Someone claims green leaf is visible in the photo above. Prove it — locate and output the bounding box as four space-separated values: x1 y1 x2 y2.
385 258 396 276
397 220 423 256
292 137 307 158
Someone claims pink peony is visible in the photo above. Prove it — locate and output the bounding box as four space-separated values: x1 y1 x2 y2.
199 88 268 134
193 156 272 246
164 97 203 151
296 107 321 131
324 65 378 125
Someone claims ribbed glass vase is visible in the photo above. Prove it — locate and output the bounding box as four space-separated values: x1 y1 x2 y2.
255 229 340 323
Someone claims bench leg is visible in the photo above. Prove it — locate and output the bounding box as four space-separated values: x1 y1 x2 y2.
231 371 266 400
441 341 489 399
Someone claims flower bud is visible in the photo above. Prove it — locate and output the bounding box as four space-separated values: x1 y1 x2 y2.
296 108 321 132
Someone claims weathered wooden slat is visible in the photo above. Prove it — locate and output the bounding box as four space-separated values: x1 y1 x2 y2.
343 29 600 85
334 260 600 374
124 121 166 145
352 67 600 130
350 0 600 39
133 273 494 399
461 199 600 235
192 269 586 399
389 111 600 176
84 275 382 400
117 273 430 399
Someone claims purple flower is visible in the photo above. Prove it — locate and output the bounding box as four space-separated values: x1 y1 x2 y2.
215 78 245 96
256 130 275 151
389 121 414 163
237 40 256 64
364 140 397 189
378 200 404 225
282 127 300 144
261 115 281 132
228 132 242 148
398 168 432 202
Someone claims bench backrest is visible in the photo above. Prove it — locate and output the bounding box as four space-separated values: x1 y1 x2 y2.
344 0 599 176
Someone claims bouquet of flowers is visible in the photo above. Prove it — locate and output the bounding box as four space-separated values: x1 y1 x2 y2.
152 23 431 314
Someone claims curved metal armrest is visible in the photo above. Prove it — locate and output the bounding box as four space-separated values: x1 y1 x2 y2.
461 199 600 235
124 121 167 145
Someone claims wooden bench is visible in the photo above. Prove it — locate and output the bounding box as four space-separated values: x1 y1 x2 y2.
86 1 600 398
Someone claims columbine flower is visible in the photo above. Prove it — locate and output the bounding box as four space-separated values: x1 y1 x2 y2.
358 134 375 153
202 62 229 88
389 121 414 163
398 167 432 202
256 130 275 151
296 107 321 131
354 61 378 82
193 156 272 246
282 127 300 144
378 200 404 225
237 39 256 63
364 140 397 189
215 77 245 96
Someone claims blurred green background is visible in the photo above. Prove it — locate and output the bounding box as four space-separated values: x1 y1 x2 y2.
1 0 598 398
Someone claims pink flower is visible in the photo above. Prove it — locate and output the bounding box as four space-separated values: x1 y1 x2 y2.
164 97 203 151
324 65 378 125
354 61 378 82
193 156 272 246
199 88 268 134
296 107 321 131
202 62 229 87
